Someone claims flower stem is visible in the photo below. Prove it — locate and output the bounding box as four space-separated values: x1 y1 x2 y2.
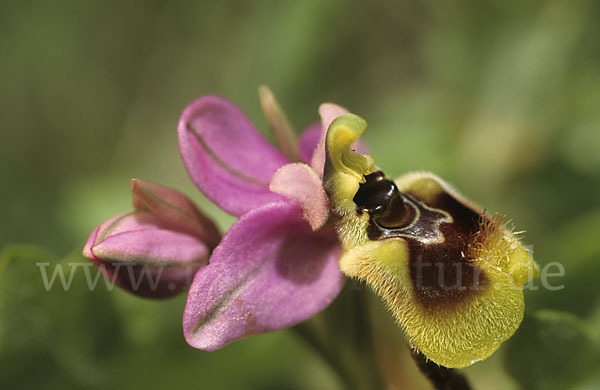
410 350 472 390
352 287 385 390
292 286 385 390
292 322 357 389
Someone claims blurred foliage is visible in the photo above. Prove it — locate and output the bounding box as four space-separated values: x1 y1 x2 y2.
0 246 123 389
504 310 600 390
1 0 600 388
0 246 340 389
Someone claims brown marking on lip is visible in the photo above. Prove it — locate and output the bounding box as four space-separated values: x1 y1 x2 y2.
405 191 488 312
354 172 489 311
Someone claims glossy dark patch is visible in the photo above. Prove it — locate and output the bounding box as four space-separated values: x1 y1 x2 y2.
355 173 488 310
354 172 414 229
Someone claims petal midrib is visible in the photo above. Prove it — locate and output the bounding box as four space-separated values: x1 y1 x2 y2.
190 257 270 337
186 123 272 188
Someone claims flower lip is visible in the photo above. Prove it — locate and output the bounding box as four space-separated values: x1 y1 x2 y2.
353 171 490 310
323 113 538 367
404 193 490 310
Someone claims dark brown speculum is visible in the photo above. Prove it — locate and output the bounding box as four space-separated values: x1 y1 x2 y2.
354 172 488 310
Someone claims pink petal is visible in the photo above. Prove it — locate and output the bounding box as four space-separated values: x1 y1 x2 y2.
269 163 329 230
311 103 349 177
130 179 220 249
90 256 202 299
83 212 208 298
320 103 351 133
178 96 289 217
90 212 208 264
93 226 209 265
183 201 344 351
298 123 322 164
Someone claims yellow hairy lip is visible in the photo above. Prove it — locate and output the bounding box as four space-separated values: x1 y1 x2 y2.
324 113 538 368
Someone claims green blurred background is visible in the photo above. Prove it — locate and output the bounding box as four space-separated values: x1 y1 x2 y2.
2 0 600 388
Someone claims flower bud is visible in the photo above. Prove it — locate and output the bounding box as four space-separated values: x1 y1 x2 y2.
83 179 220 298
324 114 539 368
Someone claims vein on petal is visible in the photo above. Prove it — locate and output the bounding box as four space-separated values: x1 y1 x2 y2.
186 123 268 188
190 258 269 337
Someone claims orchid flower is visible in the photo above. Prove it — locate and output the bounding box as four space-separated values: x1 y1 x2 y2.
84 88 538 373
